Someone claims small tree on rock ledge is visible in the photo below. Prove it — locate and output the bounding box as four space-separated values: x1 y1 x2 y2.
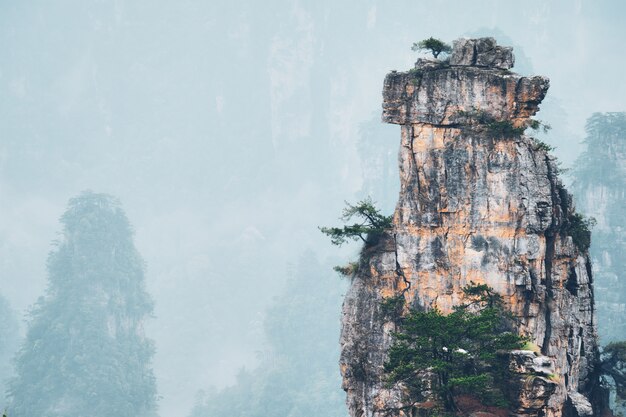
412 37 452 59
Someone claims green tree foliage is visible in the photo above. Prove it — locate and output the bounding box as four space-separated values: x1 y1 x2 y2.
564 213 596 251
0 296 20 405
319 198 392 247
454 109 547 140
526 119 552 134
483 120 524 139
411 37 452 59
533 139 554 153
333 262 359 277
7 192 157 417
189 251 347 417
384 284 524 412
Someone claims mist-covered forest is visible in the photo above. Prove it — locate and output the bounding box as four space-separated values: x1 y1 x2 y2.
1 1 625 416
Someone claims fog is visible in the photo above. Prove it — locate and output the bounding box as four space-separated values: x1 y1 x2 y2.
1 1 625 416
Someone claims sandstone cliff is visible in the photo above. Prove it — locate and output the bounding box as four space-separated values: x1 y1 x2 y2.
340 38 607 417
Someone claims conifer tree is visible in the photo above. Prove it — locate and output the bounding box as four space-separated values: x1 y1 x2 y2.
411 37 452 59
8 192 157 417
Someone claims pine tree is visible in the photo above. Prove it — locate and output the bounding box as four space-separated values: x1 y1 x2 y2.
411 37 452 59
384 284 524 412
8 192 157 417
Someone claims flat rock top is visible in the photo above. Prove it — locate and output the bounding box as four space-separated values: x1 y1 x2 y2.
384 38 548 126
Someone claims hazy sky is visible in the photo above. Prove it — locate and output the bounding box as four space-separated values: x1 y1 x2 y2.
2 1 625 415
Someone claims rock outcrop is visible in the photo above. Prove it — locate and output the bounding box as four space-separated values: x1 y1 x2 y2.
449 38 514 70
340 38 608 417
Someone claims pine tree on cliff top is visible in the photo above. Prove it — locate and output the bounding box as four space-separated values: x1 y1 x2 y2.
8 192 157 417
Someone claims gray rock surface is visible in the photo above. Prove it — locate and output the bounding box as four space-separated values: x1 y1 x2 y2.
509 349 555 377
567 391 594 417
414 57 442 70
508 350 558 415
382 65 548 126
450 37 515 69
340 38 607 417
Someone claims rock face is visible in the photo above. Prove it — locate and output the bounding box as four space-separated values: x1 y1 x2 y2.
340 39 607 417
449 37 514 70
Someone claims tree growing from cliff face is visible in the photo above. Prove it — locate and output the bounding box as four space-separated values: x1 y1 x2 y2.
411 37 452 59
8 192 157 417
319 198 392 247
384 284 524 412
564 213 596 251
